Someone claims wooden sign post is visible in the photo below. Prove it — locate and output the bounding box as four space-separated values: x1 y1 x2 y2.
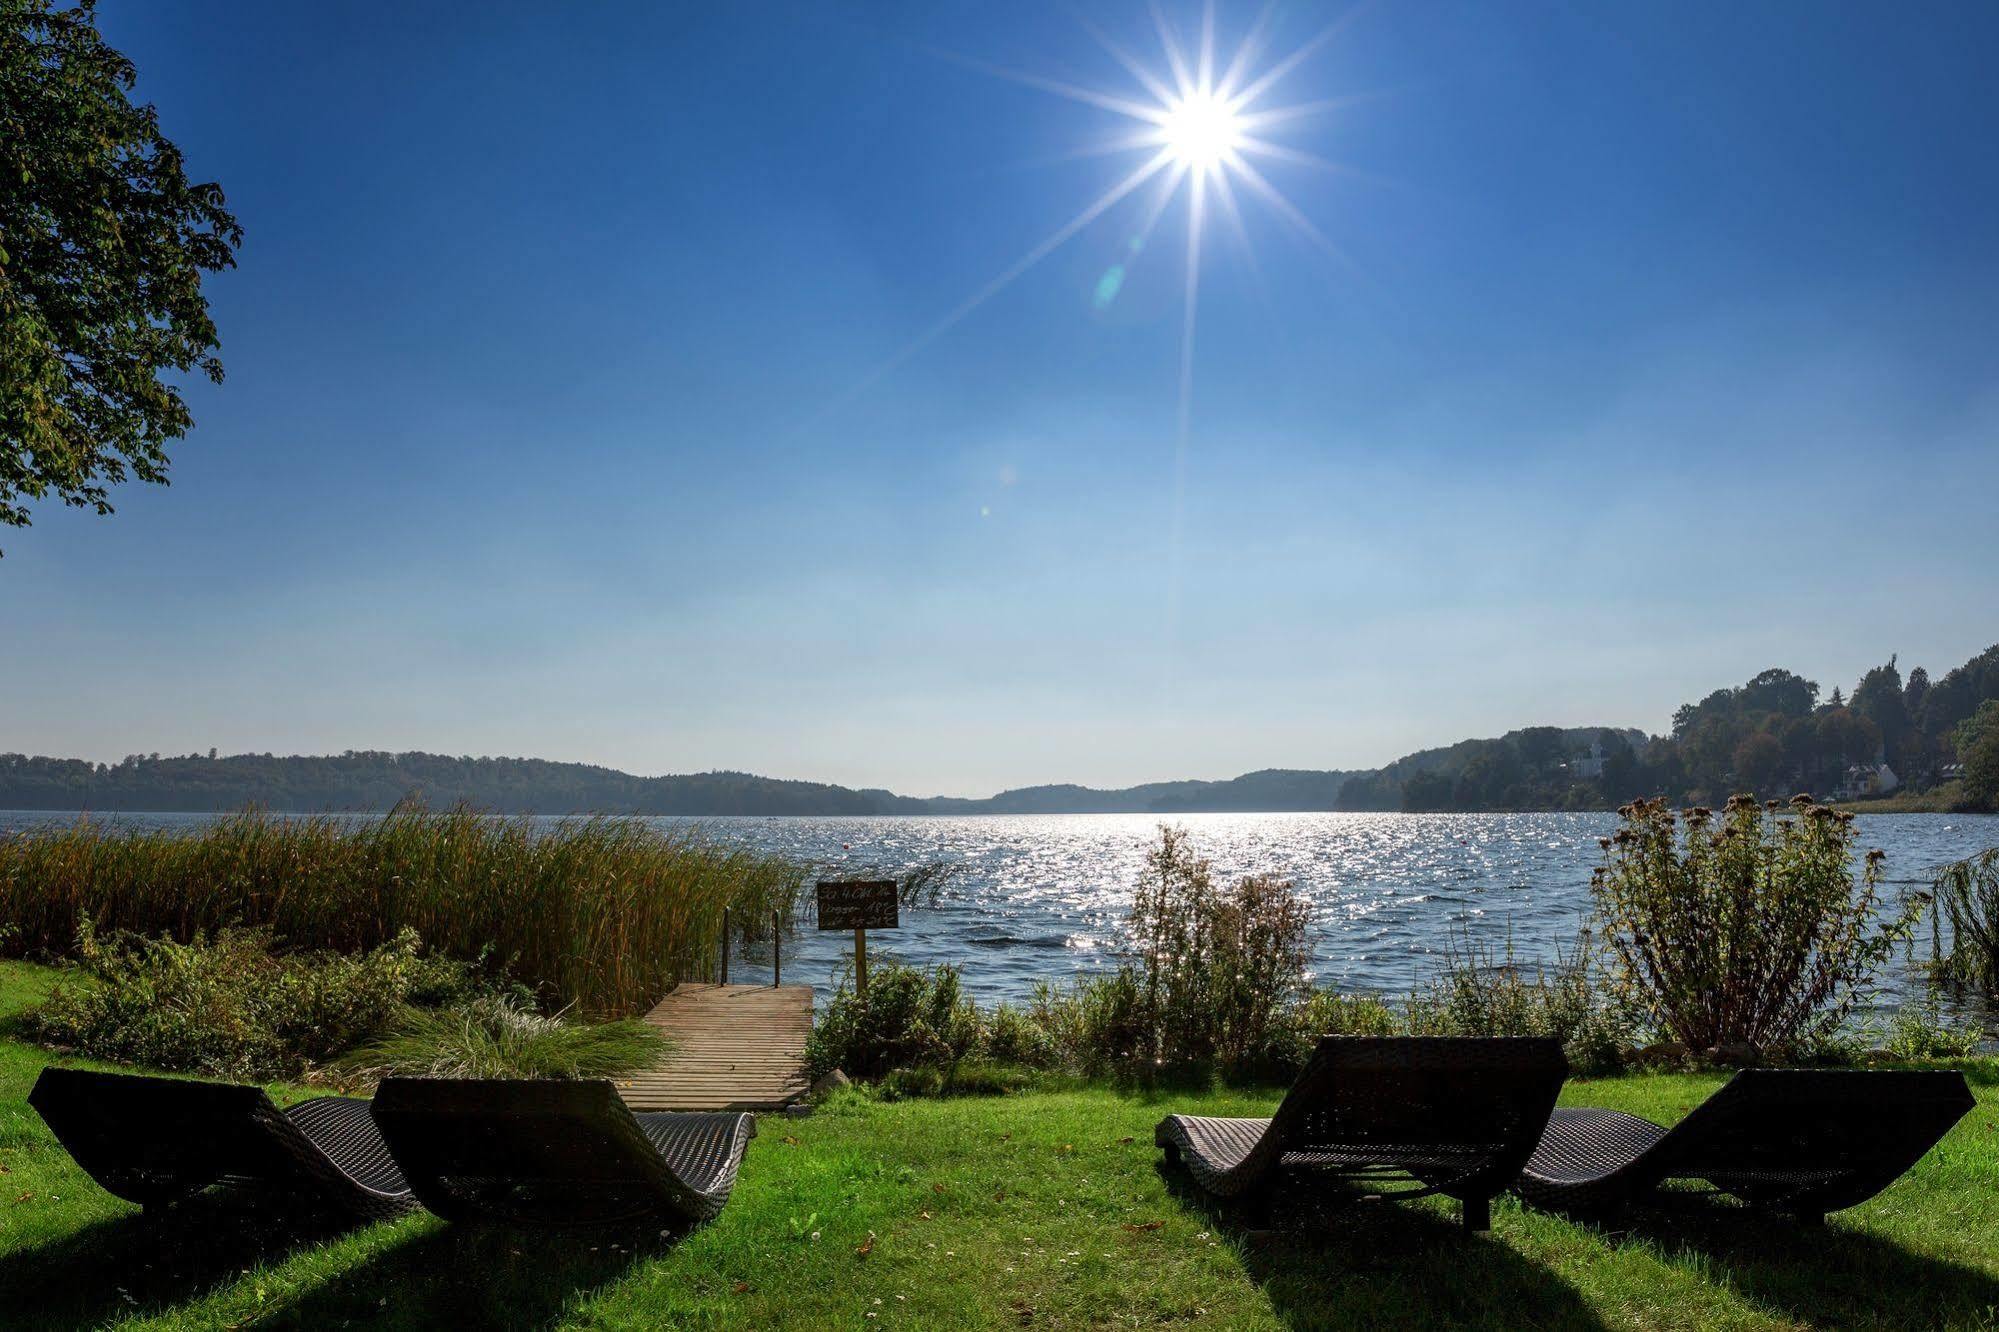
816 880 899 996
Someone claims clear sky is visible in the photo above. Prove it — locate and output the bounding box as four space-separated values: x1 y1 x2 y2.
4 1 1997 796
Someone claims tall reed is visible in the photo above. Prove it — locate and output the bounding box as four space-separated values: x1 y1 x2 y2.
0 804 804 1016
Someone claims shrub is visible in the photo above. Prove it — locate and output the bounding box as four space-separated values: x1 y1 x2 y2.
0 803 805 1015
1406 936 1631 1075
1128 825 1310 1074
24 924 494 1080
1262 941 1631 1079
983 1001 1058 1069
1883 991 1985 1062
1929 847 1999 993
1292 990 1402 1039
877 1060 1032 1100
1026 970 1150 1074
1590 795 1919 1055
1253 989 1401 1080
803 962 982 1081
343 995 670 1081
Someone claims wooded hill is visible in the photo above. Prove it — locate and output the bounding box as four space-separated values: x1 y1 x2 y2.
5 643 1993 815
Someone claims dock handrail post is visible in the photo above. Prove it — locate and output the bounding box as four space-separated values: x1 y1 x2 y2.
720 905 730 984
772 908 781 987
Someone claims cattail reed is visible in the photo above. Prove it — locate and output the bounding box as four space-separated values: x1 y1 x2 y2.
0 804 804 1016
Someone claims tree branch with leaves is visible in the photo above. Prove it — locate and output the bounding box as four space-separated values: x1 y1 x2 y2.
0 0 241 551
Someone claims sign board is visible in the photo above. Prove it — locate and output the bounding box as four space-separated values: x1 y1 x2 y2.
816 880 899 931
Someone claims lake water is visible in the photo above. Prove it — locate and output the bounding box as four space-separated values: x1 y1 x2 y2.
8 809 1996 1011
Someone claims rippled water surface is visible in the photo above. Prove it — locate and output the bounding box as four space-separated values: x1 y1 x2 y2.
10 809 1995 1006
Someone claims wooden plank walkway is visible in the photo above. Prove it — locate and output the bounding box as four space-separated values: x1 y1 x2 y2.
619 983 815 1111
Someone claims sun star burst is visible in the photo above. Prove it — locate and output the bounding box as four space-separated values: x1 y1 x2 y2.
822 3 1369 700
843 3 1361 406
1159 89 1243 171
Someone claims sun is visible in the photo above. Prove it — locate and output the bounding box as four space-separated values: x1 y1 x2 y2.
824 4 1364 681
835 4 1361 418
1159 90 1242 171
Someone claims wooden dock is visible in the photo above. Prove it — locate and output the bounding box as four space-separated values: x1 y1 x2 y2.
619 983 814 1111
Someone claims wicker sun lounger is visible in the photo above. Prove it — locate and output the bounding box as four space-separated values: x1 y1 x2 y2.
28 1066 415 1220
1515 1068 1974 1222
369 1077 756 1228
1155 1036 1568 1232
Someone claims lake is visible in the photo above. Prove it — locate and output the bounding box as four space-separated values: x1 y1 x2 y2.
7 809 1995 1009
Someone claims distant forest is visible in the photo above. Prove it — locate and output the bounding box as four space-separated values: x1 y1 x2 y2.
4 643 1995 816
0 752 1360 818
1333 642 1999 814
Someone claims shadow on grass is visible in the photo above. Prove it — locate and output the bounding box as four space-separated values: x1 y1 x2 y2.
1590 1203 1999 1330
1 1195 687 1331
1161 1167 1607 1331
251 1219 686 1330
0 1194 395 1331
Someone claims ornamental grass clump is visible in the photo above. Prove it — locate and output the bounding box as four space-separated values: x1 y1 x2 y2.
1590 794 1919 1056
344 994 670 1081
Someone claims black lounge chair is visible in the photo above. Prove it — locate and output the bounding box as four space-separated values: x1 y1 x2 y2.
369 1077 755 1228
1515 1068 1975 1222
28 1066 415 1220
1155 1036 1568 1233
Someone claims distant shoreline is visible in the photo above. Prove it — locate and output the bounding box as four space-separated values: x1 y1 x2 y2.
1832 782 1975 815
6 804 1992 822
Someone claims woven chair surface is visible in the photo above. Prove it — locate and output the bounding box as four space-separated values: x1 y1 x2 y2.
29 1067 414 1220
370 1078 755 1228
1515 1069 1974 1216
634 1111 756 1205
1156 1036 1568 1215
285 1096 412 1200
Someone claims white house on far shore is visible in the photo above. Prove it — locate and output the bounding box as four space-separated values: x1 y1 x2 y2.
1835 762 1900 800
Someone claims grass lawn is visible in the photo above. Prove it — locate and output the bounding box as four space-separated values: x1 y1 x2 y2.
4 959 1999 1331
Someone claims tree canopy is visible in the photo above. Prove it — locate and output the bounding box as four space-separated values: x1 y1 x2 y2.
0 0 240 546
1959 701 1999 809
1329 644 1999 814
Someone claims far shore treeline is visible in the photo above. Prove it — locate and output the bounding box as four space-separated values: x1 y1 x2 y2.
5 644 1996 817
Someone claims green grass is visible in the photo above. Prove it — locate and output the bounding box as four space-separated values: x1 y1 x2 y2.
5 960 1999 1330
0 805 803 1015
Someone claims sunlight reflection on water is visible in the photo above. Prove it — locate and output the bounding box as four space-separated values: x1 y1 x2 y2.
673 811 1999 1011
8 809 1996 1011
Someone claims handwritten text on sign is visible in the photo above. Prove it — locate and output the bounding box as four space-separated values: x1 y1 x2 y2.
816 880 899 931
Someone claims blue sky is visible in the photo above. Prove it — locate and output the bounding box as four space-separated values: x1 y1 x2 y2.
4 1 1997 795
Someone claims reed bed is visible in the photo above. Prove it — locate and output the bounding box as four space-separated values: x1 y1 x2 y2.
0 805 804 1016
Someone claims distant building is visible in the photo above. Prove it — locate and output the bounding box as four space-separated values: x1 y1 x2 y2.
1571 738 1606 780
1834 763 1900 800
